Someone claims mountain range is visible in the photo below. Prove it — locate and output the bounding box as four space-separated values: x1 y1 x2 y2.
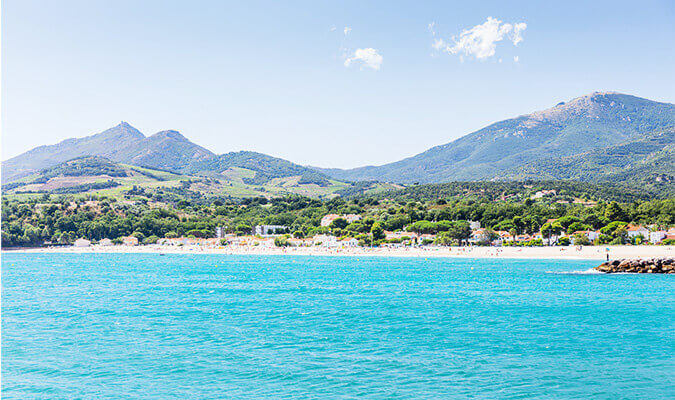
1 122 327 186
2 92 674 194
313 92 674 184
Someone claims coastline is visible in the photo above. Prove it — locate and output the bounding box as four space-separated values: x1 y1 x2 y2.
4 245 673 261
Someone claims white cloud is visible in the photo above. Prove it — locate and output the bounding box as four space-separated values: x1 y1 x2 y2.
513 56 519 63
433 17 526 60
344 26 352 35
511 22 526 46
344 48 383 70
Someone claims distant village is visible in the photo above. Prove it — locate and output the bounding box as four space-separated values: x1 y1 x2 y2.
69 212 675 249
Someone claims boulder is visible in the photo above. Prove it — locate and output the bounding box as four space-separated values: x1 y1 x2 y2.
594 257 674 274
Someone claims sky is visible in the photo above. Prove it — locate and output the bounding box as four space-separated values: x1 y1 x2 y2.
2 0 674 168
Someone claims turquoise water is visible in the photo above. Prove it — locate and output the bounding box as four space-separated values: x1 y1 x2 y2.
2 253 674 399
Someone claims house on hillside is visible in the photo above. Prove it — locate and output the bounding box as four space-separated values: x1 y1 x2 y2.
531 190 556 199
99 238 113 246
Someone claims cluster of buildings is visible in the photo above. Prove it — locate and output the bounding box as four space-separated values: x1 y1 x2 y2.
70 212 674 249
467 224 675 246
73 235 140 248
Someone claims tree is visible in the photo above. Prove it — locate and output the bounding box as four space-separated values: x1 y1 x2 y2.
573 233 591 246
143 235 159 244
566 222 590 235
274 236 290 247
131 231 145 241
330 218 349 230
604 201 626 222
236 224 251 233
370 222 385 241
509 228 518 243
447 221 471 245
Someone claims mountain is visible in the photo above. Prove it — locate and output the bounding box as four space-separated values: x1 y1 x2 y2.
113 130 214 171
4 92 674 190
2 122 339 187
1 122 215 183
2 122 145 183
314 92 675 183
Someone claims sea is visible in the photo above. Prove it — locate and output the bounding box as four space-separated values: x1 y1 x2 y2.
2 253 673 399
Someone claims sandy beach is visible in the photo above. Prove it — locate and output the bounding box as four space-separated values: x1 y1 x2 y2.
4 244 673 261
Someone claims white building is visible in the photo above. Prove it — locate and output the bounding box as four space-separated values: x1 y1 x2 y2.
531 189 556 199
254 225 288 236
339 238 359 247
74 238 91 247
385 231 418 240
313 234 338 247
99 238 113 246
649 231 667 244
123 236 139 246
626 225 649 239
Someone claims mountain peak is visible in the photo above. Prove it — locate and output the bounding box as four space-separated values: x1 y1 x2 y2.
98 121 145 140
150 130 189 142
524 91 642 124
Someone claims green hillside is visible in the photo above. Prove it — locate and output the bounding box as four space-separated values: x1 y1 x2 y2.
183 151 332 186
503 127 674 195
1 156 393 202
315 93 675 183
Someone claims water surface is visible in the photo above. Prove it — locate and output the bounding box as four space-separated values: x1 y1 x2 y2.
2 253 673 399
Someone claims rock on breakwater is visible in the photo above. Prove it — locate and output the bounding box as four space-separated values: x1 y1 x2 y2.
595 258 675 274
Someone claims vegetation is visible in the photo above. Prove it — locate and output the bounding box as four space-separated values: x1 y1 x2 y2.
3 181 673 247
369 180 665 203
38 156 129 179
505 127 674 196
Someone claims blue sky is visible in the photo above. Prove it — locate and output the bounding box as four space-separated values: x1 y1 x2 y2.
3 0 674 167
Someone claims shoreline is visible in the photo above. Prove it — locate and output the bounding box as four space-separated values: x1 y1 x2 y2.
3 245 673 261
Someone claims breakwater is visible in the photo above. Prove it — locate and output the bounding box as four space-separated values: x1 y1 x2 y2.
595 257 675 273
